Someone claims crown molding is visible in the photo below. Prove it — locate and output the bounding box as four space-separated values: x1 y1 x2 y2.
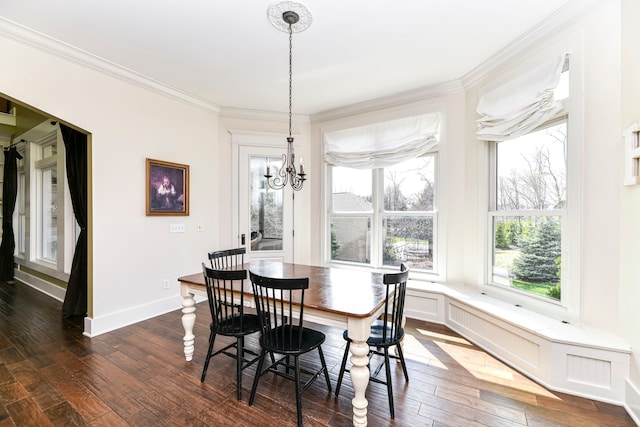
0 17 221 113
461 0 604 89
312 79 463 123
220 106 309 123
311 0 604 122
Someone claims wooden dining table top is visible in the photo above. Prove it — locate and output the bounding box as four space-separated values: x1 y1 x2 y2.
178 260 389 319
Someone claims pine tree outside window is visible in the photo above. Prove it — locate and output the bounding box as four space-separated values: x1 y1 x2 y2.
489 119 566 302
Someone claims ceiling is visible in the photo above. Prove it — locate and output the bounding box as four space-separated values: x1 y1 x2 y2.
1 0 579 116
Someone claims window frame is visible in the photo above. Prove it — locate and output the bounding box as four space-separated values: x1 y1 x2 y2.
34 135 59 265
486 116 567 299
12 121 75 282
325 152 440 278
482 113 581 321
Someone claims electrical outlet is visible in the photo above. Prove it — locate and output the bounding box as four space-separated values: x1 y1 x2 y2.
163 279 170 290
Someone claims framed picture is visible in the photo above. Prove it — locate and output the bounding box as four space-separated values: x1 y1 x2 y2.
146 158 190 216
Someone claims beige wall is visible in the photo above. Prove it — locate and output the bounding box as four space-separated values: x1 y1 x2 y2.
0 32 221 331
620 0 640 412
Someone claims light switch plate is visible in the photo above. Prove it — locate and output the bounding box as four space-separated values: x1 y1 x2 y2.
170 224 185 233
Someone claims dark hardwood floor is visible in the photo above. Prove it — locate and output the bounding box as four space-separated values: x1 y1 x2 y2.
0 281 636 426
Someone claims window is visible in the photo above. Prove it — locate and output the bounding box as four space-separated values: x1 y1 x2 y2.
35 136 58 263
16 153 26 255
328 155 437 272
250 155 284 252
13 121 76 281
488 120 566 302
479 54 571 313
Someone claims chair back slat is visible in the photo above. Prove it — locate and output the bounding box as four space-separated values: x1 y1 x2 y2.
208 247 245 270
249 271 309 352
202 263 248 333
381 263 409 344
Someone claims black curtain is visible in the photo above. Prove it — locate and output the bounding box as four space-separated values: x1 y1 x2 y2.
60 124 88 318
0 146 22 281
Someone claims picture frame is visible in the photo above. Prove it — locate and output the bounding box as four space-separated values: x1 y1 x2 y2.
146 158 190 216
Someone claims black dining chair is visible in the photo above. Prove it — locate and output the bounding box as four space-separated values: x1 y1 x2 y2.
334 263 410 419
208 247 245 270
200 263 262 401
248 271 332 427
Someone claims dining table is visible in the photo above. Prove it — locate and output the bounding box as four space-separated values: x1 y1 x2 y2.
178 259 389 427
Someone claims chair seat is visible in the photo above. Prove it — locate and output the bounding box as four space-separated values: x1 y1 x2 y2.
342 320 405 347
212 313 262 336
261 325 326 354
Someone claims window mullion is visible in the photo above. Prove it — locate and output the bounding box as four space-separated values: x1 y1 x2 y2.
371 168 384 267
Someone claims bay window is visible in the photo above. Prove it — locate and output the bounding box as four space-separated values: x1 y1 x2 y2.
489 120 566 301
324 113 440 273
478 53 572 312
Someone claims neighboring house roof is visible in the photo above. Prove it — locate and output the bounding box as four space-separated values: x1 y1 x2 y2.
333 192 372 212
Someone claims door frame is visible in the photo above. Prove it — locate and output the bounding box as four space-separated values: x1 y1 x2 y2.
230 130 297 263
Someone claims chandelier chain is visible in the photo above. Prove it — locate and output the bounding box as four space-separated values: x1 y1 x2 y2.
288 23 293 138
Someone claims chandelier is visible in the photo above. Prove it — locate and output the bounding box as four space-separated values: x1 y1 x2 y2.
264 1 312 191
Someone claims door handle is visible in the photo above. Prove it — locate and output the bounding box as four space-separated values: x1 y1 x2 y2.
241 233 246 245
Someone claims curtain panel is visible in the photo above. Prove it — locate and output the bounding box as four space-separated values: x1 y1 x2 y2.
0 146 22 281
476 53 568 141
60 123 88 318
324 113 440 169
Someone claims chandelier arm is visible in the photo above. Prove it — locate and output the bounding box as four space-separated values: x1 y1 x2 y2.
291 177 304 191
266 153 289 190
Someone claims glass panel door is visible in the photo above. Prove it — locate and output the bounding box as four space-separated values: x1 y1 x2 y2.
239 145 292 262
250 155 283 252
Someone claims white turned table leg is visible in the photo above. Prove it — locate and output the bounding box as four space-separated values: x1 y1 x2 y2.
181 293 196 361
347 318 371 426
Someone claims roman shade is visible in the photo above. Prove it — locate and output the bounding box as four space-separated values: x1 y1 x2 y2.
324 113 440 169
476 53 567 141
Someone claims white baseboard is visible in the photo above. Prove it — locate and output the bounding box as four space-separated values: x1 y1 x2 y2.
625 379 640 425
83 295 185 337
14 270 66 301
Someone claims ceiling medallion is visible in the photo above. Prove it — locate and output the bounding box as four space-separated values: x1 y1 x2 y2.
267 1 312 33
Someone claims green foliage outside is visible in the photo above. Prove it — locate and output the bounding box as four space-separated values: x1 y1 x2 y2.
330 224 341 259
511 279 557 295
495 222 510 249
512 217 561 284
495 219 531 249
383 237 399 264
547 284 561 299
494 217 561 301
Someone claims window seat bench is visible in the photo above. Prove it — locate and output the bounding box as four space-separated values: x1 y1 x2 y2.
404 280 631 404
